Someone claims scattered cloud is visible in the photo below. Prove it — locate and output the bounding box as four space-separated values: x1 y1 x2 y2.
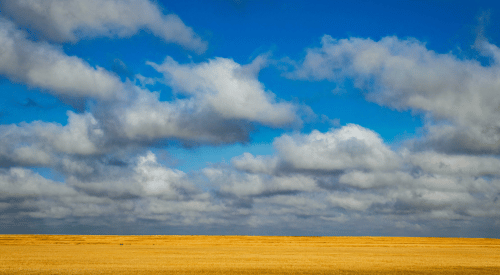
0 19 124 100
0 0 207 53
232 153 280 175
98 86 254 145
274 124 401 172
287 35 500 154
148 56 300 127
1 0 500 236
0 111 105 169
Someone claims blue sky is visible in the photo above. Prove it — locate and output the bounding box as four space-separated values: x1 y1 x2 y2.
1 0 500 237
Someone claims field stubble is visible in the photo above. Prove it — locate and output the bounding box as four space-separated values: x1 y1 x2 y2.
1 235 499 274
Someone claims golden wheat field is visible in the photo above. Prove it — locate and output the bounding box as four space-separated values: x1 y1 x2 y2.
1 235 499 274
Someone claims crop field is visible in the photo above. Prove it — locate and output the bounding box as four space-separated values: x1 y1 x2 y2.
1 235 499 274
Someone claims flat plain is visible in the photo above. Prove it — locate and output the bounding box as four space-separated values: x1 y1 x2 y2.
1 235 499 274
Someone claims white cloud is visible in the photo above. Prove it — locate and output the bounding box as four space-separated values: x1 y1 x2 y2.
230 124 404 179
99 56 303 145
149 56 299 127
11 146 53 166
67 151 199 201
105 87 252 144
1 24 500 235
0 167 76 198
103 89 189 141
417 124 500 154
60 157 95 176
288 35 500 153
0 152 225 225
134 151 192 198
1 144 500 234
327 192 388 211
204 167 318 197
336 169 500 219
259 195 327 211
137 198 225 222
231 153 280 175
338 170 412 189
225 121 500 228
134 74 158 87
0 111 104 168
409 151 500 177
48 112 104 155
0 0 207 53
0 19 123 99
274 124 401 171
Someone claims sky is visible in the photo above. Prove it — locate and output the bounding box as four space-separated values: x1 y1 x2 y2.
1 0 500 237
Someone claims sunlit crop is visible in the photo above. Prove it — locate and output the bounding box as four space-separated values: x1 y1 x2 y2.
1 235 499 274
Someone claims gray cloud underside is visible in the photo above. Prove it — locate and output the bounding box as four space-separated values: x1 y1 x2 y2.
2 124 499 236
210 127 499 236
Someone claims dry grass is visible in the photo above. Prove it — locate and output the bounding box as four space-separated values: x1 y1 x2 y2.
1 235 499 274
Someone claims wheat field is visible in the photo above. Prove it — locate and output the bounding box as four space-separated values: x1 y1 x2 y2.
1 235 499 274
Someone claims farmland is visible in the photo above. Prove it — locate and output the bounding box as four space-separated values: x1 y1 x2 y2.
1 235 499 274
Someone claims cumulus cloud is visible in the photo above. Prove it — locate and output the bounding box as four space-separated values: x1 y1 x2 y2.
149 56 299 127
416 124 500 154
0 19 123 100
1 70 296 170
231 153 280 175
287 35 500 154
8 146 53 167
0 0 207 53
229 158 499 228
230 125 403 188
68 151 194 200
338 170 412 189
224 120 500 233
327 191 388 211
2 22 500 236
91 56 302 145
272 124 401 172
47 112 105 155
101 87 253 144
204 167 319 198
0 167 77 198
134 151 194 198
0 152 227 230
409 151 500 177
59 157 95 177
0 111 105 168
2 125 500 236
